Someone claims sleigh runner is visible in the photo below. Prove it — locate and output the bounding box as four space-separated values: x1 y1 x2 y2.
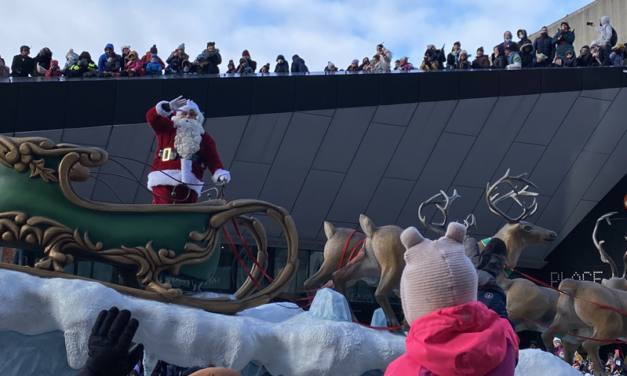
0 135 299 314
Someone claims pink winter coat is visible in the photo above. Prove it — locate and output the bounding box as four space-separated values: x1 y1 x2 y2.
385 302 519 376
125 60 143 72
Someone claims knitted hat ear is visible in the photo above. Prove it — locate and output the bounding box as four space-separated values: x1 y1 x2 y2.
401 227 425 250
445 222 466 244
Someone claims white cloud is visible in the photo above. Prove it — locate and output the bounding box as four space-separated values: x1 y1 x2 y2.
1 0 591 73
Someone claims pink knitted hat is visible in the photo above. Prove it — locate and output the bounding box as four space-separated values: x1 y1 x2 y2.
400 222 477 325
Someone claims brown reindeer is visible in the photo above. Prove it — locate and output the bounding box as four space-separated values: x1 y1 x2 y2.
482 170 557 282
541 212 627 376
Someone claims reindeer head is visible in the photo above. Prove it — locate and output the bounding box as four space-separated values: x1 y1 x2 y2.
418 189 476 237
487 170 557 268
593 212 627 290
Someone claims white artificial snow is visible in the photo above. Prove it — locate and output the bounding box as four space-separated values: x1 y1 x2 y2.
308 288 352 322
0 269 585 376
0 269 403 376
515 349 582 376
370 308 387 328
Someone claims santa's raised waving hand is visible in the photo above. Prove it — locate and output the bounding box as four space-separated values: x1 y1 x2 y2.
146 96 230 204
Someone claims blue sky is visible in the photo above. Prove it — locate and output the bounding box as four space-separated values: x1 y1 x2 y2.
1 0 592 72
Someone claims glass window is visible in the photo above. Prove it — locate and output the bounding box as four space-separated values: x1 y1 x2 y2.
93 262 114 283
275 249 310 296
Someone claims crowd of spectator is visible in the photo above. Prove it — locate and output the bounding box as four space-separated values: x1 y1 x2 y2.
0 16 625 79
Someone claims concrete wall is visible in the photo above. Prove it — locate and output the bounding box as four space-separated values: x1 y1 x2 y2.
528 0 626 53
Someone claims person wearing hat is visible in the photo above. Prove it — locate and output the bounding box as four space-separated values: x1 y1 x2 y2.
472 47 490 69
505 44 522 70
194 42 222 74
11 45 34 77
553 337 564 358
121 45 131 66
45 59 63 77
419 49 440 71
236 57 254 74
147 96 230 204
490 45 507 69
141 45 166 73
97 43 122 73
552 22 575 59
384 224 519 376
519 41 535 68
274 55 290 73
456 50 470 70
590 16 614 57
324 61 339 72
347 59 361 72
291 54 309 73
502 31 518 53
564 50 577 67
165 43 189 74
240 50 257 72
33 47 53 75
577 45 592 66
533 53 549 68
610 43 626 67
446 41 461 69
400 56 415 71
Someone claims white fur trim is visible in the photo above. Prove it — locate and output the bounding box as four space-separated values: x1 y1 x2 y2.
147 169 203 196
178 100 201 113
180 159 194 185
212 169 231 184
156 101 173 117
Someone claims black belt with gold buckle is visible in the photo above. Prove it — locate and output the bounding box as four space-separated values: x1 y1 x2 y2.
158 148 202 164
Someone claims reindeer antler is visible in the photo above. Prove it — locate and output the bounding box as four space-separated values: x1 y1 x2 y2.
418 190 460 236
419 190 476 235
592 212 618 278
486 169 539 224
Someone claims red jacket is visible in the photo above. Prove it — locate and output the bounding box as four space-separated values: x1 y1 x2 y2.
385 302 519 376
146 105 225 195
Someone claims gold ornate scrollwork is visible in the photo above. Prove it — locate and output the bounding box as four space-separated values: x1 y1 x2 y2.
0 135 300 314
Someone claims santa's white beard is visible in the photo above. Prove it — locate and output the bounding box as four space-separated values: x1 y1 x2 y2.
172 116 204 159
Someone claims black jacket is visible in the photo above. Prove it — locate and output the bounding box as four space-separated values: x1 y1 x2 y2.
564 56 577 67
533 35 555 61
291 57 309 73
491 54 507 69
577 53 592 67
11 54 34 77
589 49 611 67
274 55 289 73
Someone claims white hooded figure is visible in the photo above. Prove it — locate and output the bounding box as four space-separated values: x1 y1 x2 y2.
594 16 614 48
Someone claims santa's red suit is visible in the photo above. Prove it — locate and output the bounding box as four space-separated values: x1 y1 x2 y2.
146 99 230 204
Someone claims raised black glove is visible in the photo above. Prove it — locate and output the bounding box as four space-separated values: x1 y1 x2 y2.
78 307 144 376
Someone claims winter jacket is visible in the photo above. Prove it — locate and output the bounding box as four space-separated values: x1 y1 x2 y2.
195 49 222 74
501 41 518 53
0 57 10 78
400 62 415 71
491 54 507 69
378 48 393 72
534 34 555 61
275 55 290 73
166 50 189 65
11 54 35 77
97 44 122 72
419 60 439 71
291 57 309 73
33 53 52 72
552 29 575 58
517 30 534 53
446 50 460 69
125 60 143 72
564 56 577 67
506 52 522 70
384 302 519 376
165 54 186 74
145 61 162 75
456 60 470 70
594 16 614 47
141 52 165 68
577 51 592 67
45 67 63 77
237 65 253 74
66 60 97 77
105 59 121 73
518 42 534 68
243 58 257 72
610 52 625 67
471 55 490 69
347 64 361 72
590 48 611 67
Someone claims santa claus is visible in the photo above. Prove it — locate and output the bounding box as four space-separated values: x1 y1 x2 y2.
146 96 230 204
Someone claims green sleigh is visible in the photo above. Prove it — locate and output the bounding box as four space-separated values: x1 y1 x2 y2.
0 135 299 314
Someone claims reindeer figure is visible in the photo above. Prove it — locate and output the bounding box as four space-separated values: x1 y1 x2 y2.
542 213 627 375
304 190 467 329
483 170 557 282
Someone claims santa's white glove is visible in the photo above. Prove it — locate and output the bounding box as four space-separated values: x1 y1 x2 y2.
169 96 187 112
218 175 229 183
